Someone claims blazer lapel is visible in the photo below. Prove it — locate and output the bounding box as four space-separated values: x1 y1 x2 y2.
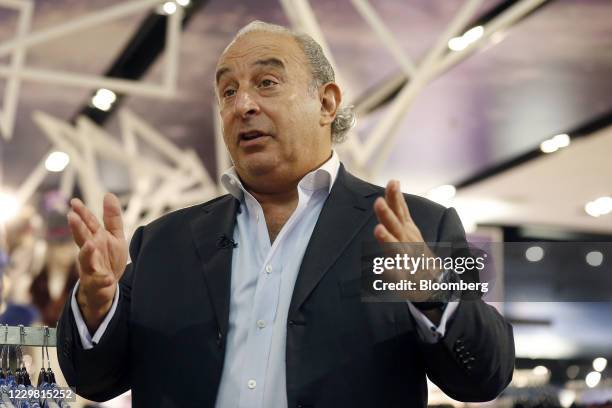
190 195 239 337
288 165 379 319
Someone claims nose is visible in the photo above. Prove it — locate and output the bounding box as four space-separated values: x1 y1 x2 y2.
234 89 260 119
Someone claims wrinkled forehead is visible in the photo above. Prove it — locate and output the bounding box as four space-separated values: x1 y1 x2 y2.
215 31 307 80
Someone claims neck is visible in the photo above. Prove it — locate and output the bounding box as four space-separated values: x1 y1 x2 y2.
248 185 299 208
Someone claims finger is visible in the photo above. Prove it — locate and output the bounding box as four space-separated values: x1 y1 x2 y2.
386 180 409 224
374 197 405 240
373 223 398 244
67 211 92 247
102 193 125 240
395 181 412 223
70 198 101 235
77 241 95 275
397 182 413 222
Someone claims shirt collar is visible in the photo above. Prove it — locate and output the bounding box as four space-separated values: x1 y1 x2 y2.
221 150 340 200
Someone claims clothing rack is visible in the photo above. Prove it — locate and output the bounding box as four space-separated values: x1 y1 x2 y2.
0 325 56 347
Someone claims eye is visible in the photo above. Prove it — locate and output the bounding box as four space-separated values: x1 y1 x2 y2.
259 78 277 88
223 88 236 98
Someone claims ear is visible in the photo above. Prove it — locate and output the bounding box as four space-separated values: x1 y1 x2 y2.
319 82 342 127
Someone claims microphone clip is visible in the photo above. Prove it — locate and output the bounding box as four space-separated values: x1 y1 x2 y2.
216 234 238 249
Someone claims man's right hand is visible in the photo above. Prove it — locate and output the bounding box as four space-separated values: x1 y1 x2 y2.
67 193 128 334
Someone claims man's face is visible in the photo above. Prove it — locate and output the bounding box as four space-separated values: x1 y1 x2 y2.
215 31 331 188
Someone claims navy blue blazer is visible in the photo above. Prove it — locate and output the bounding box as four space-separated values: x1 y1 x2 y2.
57 165 514 407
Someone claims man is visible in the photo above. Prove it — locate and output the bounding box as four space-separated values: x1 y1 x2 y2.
58 21 514 408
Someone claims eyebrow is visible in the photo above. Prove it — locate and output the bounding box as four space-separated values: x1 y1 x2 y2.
215 58 286 85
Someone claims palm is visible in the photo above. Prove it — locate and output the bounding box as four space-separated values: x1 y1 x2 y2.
67 193 128 310
93 226 127 279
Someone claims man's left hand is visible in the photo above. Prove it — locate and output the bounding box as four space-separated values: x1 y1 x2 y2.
372 180 443 304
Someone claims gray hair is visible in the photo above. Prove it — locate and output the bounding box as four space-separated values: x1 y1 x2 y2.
226 20 355 144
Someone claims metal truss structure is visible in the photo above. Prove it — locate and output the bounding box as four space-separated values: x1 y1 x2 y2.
1 0 549 237
280 0 548 181
24 109 217 239
0 0 183 140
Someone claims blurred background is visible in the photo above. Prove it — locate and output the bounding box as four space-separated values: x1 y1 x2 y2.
0 0 611 407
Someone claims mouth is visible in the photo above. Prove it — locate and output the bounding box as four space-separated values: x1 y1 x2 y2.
238 130 270 146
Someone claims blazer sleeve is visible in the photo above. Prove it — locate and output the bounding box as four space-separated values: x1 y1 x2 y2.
56 225 144 402
417 207 515 402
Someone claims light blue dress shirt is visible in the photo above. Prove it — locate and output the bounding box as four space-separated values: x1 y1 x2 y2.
71 150 457 408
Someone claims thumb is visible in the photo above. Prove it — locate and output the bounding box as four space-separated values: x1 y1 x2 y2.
102 193 125 240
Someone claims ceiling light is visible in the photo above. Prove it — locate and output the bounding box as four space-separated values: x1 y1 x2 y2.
559 390 576 408
448 26 484 52
552 133 570 148
585 196 612 217
448 37 467 51
162 1 177 14
176 0 190 6
525 246 544 262
585 371 601 388
91 88 116 111
532 365 548 376
463 26 484 43
45 151 70 172
540 134 571 153
593 357 607 372
0 192 19 223
594 196 612 213
540 139 559 153
586 251 604 267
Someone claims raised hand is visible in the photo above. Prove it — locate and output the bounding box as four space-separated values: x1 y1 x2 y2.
372 180 442 304
67 193 128 333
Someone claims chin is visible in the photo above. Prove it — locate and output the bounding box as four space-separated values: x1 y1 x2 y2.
239 152 280 176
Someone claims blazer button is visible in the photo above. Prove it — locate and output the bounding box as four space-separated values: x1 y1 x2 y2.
216 331 223 348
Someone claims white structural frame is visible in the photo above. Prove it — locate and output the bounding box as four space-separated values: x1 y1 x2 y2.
2 0 551 240
0 0 184 140
281 0 549 180
25 109 218 236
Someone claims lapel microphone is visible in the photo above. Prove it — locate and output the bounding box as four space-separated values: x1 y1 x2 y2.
216 234 238 249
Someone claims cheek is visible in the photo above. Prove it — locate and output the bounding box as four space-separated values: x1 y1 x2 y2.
220 113 235 144
277 93 318 126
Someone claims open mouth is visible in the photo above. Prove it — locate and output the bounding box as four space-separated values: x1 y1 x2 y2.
239 130 268 144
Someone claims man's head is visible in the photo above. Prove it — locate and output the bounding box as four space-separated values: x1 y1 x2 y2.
215 21 354 191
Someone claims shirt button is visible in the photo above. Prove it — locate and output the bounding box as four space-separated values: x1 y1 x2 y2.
256 213 260 221
265 264 272 274
257 319 266 329
247 379 256 389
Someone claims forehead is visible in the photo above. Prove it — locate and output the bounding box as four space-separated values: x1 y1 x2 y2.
216 31 306 76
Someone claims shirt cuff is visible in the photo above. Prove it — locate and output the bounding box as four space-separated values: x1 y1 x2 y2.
407 301 459 344
70 280 120 350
